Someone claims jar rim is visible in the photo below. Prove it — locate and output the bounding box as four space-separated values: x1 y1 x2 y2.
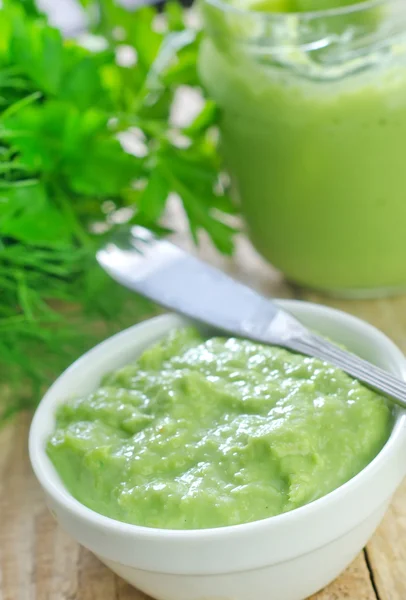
203 0 388 21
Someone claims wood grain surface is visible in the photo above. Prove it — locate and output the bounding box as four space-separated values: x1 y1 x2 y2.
1 228 405 600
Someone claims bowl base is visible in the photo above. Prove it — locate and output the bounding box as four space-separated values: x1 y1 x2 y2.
98 501 389 600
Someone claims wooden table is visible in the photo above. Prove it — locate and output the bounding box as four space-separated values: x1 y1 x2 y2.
2 228 406 600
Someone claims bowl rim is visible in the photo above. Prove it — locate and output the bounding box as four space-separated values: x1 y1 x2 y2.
29 299 406 542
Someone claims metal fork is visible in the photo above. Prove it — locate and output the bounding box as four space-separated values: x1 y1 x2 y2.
97 226 406 410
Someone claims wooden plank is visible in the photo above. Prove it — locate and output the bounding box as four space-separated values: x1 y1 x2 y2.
309 554 378 600
366 479 406 600
0 415 43 600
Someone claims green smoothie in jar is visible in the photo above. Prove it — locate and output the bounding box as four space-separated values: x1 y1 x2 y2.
198 0 406 296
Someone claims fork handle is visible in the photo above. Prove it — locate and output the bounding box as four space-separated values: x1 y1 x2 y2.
288 334 406 410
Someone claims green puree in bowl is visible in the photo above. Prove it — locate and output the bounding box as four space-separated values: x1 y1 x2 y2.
47 327 392 530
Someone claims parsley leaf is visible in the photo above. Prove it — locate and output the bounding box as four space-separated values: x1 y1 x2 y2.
0 0 237 421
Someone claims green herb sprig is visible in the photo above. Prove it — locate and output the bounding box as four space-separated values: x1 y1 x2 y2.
0 0 236 420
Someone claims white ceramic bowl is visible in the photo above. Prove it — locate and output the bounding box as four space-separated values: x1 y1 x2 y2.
29 300 406 600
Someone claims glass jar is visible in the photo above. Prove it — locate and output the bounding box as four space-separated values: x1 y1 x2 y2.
198 0 406 297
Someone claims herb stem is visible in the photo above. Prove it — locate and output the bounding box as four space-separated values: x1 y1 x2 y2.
52 185 93 247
